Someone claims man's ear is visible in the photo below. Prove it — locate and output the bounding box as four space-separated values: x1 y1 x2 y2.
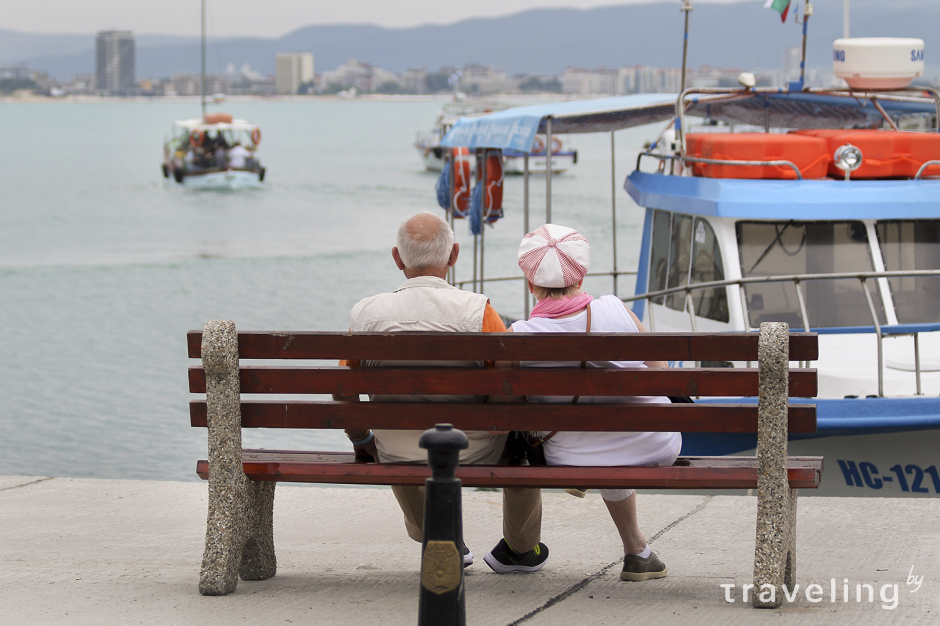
392 247 406 271
447 243 460 268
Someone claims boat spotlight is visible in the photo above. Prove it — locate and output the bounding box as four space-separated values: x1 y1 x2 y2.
834 144 863 180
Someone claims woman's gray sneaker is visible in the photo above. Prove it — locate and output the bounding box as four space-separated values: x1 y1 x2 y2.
620 552 667 581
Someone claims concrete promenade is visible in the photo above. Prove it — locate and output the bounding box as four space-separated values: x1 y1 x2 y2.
1 475 937 625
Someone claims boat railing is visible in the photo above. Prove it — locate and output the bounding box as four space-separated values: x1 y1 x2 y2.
916 160 940 179
636 151 804 178
673 86 940 153
452 269 638 319
623 269 940 397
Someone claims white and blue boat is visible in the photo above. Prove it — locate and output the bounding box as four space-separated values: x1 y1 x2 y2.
416 100 578 175
440 35 940 497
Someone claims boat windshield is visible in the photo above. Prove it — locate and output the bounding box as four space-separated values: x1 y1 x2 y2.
736 220 887 329
875 220 940 324
650 210 729 322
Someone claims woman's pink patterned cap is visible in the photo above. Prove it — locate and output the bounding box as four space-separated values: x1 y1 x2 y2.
517 224 590 288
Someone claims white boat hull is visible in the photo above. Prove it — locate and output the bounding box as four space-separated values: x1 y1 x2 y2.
176 169 263 189
695 428 940 498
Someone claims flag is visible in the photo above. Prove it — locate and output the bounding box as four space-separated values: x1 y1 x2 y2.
764 0 791 23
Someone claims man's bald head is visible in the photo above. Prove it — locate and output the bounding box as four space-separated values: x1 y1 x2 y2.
393 213 458 278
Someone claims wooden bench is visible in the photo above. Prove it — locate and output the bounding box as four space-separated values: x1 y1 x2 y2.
188 320 821 607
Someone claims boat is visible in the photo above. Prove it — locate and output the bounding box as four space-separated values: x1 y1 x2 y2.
161 0 265 188
438 14 940 497
162 114 265 188
415 100 577 175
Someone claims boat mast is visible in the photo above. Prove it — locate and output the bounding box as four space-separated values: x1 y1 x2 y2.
680 0 693 93
844 0 850 38
201 0 206 119
798 2 813 90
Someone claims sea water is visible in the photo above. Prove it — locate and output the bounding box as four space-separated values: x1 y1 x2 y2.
0 98 655 482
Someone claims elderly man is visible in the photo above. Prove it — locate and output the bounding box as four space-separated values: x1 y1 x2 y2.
336 212 547 573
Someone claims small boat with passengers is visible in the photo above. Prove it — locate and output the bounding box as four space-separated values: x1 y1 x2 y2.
436 7 940 497
161 0 265 189
162 112 266 188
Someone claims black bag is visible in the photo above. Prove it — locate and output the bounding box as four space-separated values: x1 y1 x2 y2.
504 431 549 466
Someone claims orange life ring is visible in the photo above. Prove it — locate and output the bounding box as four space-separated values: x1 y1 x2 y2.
452 147 472 217
531 136 545 153
481 149 503 221
190 129 204 146
551 136 563 154
251 128 262 145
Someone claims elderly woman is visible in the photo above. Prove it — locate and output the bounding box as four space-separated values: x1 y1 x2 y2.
508 224 681 582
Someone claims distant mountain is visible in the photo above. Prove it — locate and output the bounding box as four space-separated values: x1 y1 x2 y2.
4 0 938 81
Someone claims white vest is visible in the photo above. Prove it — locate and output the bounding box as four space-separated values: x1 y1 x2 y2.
349 276 503 464
350 275 488 335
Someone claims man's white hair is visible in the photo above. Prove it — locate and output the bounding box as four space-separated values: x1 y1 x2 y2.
396 213 454 270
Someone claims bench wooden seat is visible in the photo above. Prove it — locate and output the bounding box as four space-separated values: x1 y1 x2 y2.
196 451 823 489
188 320 821 608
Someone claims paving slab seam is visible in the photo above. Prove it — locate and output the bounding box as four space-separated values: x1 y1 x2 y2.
0 476 54 492
506 496 715 625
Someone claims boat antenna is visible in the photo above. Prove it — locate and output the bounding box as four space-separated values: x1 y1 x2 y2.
680 0 693 93
201 0 207 119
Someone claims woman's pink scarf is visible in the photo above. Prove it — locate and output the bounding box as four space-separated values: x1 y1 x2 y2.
529 292 594 319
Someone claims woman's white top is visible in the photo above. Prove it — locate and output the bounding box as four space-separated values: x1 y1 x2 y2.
510 295 682 467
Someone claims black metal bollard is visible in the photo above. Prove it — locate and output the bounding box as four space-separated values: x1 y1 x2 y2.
417 423 469 626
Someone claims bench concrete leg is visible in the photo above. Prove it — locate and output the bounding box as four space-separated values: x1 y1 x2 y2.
785 489 797 590
240 481 277 580
198 320 277 596
752 322 794 609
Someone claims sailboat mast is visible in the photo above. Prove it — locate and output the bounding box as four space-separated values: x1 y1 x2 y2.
201 0 206 118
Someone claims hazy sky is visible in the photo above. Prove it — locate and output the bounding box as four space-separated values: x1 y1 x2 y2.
8 0 746 38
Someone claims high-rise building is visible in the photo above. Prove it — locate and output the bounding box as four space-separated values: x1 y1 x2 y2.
95 30 135 95
275 53 314 95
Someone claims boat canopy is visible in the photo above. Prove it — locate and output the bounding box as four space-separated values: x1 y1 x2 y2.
441 94 678 152
441 91 939 153
173 118 259 132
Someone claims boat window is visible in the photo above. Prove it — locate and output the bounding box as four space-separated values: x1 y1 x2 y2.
736 221 887 329
876 220 940 324
690 218 729 322
664 213 693 311
649 210 672 304
648 210 728 322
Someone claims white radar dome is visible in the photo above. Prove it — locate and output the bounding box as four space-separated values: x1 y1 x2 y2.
833 38 924 89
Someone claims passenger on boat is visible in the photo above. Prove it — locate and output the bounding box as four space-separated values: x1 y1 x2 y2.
334 212 546 573
226 142 250 169
198 131 226 168
509 224 682 581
